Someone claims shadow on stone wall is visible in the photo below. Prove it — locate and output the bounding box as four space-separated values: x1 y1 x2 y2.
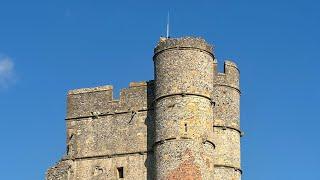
146 80 155 180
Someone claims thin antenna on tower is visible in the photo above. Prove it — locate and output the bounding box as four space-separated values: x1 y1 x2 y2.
166 11 170 38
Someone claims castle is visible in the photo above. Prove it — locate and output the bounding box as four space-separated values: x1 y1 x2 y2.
46 37 242 180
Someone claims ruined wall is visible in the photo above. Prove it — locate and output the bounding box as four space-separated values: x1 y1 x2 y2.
212 60 242 180
153 37 215 179
47 82 155 180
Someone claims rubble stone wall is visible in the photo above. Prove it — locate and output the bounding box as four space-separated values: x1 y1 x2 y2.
153 37 215 179
213 60 242 180
46 37 242 180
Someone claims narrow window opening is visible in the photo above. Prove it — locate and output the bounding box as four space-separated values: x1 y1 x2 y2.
117 167 124 178
184 123 188 132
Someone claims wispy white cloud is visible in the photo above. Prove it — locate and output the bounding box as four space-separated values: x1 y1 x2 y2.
0 56 16 88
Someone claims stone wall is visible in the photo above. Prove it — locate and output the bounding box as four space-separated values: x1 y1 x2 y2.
47 81 155 180
213 60 242 180
153 37 215 179
46 37 242 180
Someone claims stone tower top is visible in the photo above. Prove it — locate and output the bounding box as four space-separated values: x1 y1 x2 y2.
154 37 214 56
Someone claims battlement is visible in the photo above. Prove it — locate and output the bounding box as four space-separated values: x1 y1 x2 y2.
213 60 240 91
47 36 242 180
66 81 154 119
154 37 214 56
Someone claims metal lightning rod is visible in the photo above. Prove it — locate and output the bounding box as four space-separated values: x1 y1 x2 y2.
166 12 170 38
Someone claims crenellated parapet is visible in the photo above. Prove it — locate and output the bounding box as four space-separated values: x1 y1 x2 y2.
213 60 241 130
64 81 155 160
213 60 240 93
66 81 154 120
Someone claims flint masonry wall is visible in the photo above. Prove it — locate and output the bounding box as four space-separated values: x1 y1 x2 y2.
46 36 242 180
153 37 215 179
47 82 155 180
213 60 242 180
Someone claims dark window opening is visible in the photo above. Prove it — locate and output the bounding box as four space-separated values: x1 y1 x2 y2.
117 167 124 178
184 123 188 132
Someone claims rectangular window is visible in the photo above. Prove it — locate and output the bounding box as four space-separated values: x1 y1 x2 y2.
117 167 124 178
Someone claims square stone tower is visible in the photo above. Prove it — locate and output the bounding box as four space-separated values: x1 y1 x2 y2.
46 36 242 180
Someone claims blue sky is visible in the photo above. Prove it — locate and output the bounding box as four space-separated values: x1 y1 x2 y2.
0 0 320 179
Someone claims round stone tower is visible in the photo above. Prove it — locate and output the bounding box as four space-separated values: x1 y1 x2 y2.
153 37 215 179
212 60 241 179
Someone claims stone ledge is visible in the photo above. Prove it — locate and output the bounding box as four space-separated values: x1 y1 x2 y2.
68 85 113 95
